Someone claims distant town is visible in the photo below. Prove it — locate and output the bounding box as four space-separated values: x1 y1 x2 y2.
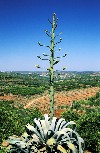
1 70 100 78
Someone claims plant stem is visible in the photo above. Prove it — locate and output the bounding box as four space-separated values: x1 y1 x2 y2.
50 14 55 120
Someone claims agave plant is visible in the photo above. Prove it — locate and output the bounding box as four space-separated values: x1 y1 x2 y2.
3 114 84 153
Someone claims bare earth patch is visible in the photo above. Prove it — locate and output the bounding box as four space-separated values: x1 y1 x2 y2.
0 87 100 118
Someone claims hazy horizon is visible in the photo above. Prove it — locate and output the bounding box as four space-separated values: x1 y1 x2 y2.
0 0 100 71
1 70 100 73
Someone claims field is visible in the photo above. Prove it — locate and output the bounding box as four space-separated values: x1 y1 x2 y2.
0 71 100 116
24 87 100 116
0 85 100 117
0 71 100 152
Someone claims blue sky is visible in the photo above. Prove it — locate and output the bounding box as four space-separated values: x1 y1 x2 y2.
0 0 100 71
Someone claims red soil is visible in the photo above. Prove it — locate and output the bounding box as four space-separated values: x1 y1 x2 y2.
0 87 100 118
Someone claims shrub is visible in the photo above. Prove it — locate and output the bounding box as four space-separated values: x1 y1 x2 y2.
0 100 43 145
87 97 100 107
61 103 100 153
61 108 80 122
3 86 46 96
77 109 100 153
71 101 81 110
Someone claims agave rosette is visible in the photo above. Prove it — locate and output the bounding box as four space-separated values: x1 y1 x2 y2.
5 114 84 153
25 114 84 152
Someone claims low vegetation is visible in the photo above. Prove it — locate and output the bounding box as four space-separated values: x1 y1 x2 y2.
0 100 43 146
61 93 100 153
0 71 100 97
0 72 100 152
0 93 100 152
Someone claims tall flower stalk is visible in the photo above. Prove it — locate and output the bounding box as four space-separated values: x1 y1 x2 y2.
49 13 56 120
36 13 67 121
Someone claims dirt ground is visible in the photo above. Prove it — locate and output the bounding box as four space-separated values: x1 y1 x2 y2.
0 87 100 117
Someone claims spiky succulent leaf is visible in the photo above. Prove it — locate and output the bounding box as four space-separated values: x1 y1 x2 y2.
57 145 67 153
4 114 84 153
67 141 77 152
